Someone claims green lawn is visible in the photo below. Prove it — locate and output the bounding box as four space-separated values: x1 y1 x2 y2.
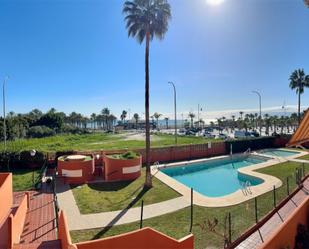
70 161 307 249
0 132 216 153
298 154 309 160
0 168 40 191
71 169 180 213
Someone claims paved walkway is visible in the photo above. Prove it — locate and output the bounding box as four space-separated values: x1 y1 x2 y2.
56 181 190 231
13 183 61 249
289 158 309 164
235 177 309 249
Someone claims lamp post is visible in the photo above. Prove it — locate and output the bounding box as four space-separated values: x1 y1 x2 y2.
252 91 262 136
3 76 9 151
30 150 36 188
168 82 177 145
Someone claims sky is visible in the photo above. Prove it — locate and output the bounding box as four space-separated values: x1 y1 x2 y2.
0 0 308 120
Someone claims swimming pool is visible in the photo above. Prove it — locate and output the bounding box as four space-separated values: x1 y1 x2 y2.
160 155 268 197
260 149 300 158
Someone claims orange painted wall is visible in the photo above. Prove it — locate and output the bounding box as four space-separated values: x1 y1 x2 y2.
0 173 13 222
0 173 13 249
58 210 77 249
58 157 95 184
259 196 309 249
9 194 28 246
75 227 194 249
104 156 141 181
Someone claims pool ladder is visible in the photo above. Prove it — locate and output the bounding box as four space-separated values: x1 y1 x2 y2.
242 181 252 196
151 161 161 178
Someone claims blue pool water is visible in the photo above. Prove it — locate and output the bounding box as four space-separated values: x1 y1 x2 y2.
161 156 267 197
260 149 300 158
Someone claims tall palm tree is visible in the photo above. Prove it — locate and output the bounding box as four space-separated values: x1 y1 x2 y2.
153 112 162 128
164 117 169 129
289 69 309 124
133 113 139 129
123 0 171 188
239 111 244 120
188 112 195 128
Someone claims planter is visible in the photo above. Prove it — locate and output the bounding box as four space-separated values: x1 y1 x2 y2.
104 154 142 182
57 155 95 184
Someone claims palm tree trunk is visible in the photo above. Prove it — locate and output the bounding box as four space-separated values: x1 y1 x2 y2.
298 90 301 125
145 32 152 188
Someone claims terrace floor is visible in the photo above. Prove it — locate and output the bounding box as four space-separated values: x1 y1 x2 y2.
235 176 309 249
13 183 61 249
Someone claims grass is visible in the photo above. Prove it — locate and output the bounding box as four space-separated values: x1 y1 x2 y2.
70 161 308 249
0 132 216 153
71 168 180 213
298 154 309 160
0 168 40 191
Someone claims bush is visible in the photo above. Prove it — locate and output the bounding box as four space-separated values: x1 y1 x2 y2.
0 150 46 170
60 124 90 135
109 151 139 160
27 126 56 138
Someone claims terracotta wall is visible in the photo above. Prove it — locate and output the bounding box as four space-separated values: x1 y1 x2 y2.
58 210 77 249
259 196 309 249
0 173 13 222
136 142 227 164
0 173 13 249
8 194 28 247
75 227 194 249
104 156 141 181
58 157 95 184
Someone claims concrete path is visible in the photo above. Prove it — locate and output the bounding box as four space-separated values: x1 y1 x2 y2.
56 182 190 231
289 158 309 164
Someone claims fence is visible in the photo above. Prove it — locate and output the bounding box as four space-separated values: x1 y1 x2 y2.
133 162 308 249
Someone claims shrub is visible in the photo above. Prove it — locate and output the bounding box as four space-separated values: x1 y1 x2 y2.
27 125 56 138
60 124 89 135
109 151 139 160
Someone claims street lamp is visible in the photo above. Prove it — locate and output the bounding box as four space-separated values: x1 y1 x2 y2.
168 82 177 145
3 76 9 151
30 149 36 188
252 91 262 136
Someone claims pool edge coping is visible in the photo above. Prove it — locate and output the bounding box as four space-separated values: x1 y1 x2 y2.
152 149 308 207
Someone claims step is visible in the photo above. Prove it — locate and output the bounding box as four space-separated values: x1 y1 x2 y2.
13 240 61 249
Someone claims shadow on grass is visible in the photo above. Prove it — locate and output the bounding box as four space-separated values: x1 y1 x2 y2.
91 185 150 240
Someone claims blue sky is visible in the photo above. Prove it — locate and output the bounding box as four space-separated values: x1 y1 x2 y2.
0 0 308 119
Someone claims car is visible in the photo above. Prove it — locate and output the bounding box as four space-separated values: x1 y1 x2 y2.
186 130 196 136
234 130 247 138
216 133 227 139
203 132 215 138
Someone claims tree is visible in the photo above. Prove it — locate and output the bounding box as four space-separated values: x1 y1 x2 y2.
133 113 139 129
164 117 169 129
120 110 127 124
305 0 309 7
153 112 162 128
188 112 195 128
91 113 97 129
289 69 309 124
239 111 244 120
123 0 171 188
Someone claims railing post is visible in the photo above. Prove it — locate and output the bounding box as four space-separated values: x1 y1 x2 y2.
273 185 276 208
190 188 193 233
32 170 35 189
140 200 144 229
255 197 258 223
228 212 232 244
295 169 299 186
287 177 289 196
303 163 305 179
